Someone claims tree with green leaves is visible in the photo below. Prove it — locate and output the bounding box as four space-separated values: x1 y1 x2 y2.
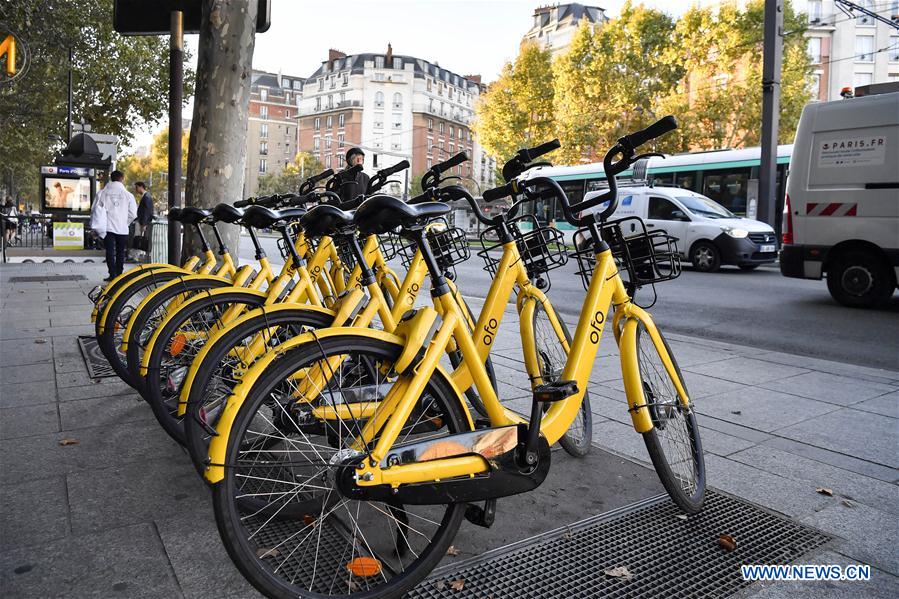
117 127 190 211
473 41 556 172
256 152 325 196
655 0 811 151
0 0 195 204
552 2 682 163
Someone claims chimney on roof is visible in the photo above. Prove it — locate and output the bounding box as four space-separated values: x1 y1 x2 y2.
464 75 482 85
385 42 393 63
328 49 346 61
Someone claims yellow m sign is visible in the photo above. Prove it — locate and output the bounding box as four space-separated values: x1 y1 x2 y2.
1 34 17 77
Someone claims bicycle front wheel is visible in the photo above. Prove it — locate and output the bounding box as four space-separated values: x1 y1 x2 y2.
531 300 592 457
635 323 705 513
211 334 468 599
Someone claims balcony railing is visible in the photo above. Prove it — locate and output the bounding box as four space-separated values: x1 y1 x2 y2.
298 100 362 116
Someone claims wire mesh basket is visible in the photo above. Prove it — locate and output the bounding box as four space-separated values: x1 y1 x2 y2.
477 215 568 291
378 218 470 279
570 216 681 295
276 222 315 262
332 231 358 272
377 230 406 262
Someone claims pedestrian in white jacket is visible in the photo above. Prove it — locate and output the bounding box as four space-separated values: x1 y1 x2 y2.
92 170 137 281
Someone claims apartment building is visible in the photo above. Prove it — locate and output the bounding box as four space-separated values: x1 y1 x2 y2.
805 0 899 101
244 70 305 196
297 46 497 194
522 3 608 56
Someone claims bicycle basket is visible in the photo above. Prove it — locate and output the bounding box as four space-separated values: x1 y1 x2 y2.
477 215 568 291
570 216 681 293
332 231 358 272
276 222 315 262
377 230 407 262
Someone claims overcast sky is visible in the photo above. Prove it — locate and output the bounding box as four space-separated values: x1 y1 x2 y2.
127 0 691 152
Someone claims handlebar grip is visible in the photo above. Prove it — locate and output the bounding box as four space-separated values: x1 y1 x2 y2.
309 168 334 185
434 151 468 174
522 139 560 162
381 160 410 178
482 181 515 202
408 188 436 205
343 164 363 179
623 115 677 149
234 199 252 208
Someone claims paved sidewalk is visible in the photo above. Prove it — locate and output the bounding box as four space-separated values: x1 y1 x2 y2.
0 262 897 598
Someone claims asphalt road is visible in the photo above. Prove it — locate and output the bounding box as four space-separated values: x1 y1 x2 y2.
242 233 899 371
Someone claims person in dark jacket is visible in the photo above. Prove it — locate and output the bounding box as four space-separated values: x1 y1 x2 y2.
338 147 370 204
134 182 154 236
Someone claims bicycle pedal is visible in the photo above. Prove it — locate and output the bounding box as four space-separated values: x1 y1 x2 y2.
464 499 496 528
533 380 579 403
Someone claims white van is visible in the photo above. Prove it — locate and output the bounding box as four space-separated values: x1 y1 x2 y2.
576 185 778 272
781 91 899 308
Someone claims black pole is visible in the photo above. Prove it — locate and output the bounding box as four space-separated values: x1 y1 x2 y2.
759 0 783 228
67 47 73 142
168 10 183 266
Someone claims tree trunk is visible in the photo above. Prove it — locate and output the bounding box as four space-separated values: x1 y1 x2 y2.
183 0 258 258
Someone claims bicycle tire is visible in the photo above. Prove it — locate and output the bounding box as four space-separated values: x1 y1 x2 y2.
143 290 270 445
211 334 468 599
124 277 233 393
635 323 706 513
183 306 336 476
531 300 593 457
96 270 187 387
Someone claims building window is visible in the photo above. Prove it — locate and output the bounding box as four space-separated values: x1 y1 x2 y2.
318 78 324 90
427 118 433 131
342 72 349 86
338 133 345 149
374 117 383 129
285 110 290 119
810 72 822 97
807 37 822 63
392 57 402 69
313 137 320 151
427 158 432 169
260 124 268 138
890 37 899 62
325 136 332 149
427 78 433 92
259 159 267 173
285 127 291 136
438 140 444 151
337 154 345 167
392 92 402 109
293 79 302 90
392 114 402 129
375 91 385 108
374 73 385 81
427 138 433 152
326 115 333 128
260 105 268 119
439 122 445 134
326 154 332 168
854 72 874 88
260 88 268 101
856 35 875 61
330 76 336 89
391 135 401 151
449 126 455 139
856 0 875 26
438 82 443 96
327 95 333 109
338 113 345 127
260 141 268 155
285 92 290 103
339 92 346 104
375 56 385 68
315 97 321 111
314 117 320 129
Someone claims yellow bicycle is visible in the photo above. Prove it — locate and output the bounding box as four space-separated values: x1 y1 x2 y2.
204 118 704 599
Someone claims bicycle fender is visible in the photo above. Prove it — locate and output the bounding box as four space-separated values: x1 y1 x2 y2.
138 288 270 376
619 317 654 434
204 327 473 484
94 265 184 329
176 302 338 417
121 274 228 352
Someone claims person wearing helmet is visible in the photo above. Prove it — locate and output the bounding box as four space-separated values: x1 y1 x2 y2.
338 147 370 203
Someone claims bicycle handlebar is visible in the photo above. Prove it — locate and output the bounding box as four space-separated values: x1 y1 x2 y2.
366 160 410 195
621 115 677 152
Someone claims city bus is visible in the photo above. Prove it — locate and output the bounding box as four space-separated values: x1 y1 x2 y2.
523 144 792 236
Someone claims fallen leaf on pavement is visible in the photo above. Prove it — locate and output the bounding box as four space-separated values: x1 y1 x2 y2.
675 514 688 521
34 339 47 344
450 579 465 591
816 487 833 496
730 410 742 415
256 547 280 559
842 499 855 508
446 545 459 556
717 534 737 552
435 581 446 591
604 566 634 581
58 438 79 446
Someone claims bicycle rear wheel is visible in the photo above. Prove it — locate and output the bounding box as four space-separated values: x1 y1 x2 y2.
531 300 592 457
211 335 469 598
635 323 705 513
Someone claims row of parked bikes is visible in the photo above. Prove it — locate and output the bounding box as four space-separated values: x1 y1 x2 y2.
86 117 705 599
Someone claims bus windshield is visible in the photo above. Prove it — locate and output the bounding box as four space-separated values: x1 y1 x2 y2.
677 195 735 219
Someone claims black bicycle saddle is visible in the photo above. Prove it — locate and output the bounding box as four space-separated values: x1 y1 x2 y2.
353 195 449 235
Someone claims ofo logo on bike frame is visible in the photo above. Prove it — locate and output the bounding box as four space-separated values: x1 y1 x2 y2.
0 24 28 84
741 564 871 582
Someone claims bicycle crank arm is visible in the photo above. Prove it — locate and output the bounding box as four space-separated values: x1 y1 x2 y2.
335 425 551 505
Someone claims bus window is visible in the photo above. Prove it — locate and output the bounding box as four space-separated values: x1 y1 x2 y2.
675 173 696 190
560 180 586 207
703 168 750 215
650 173 674 186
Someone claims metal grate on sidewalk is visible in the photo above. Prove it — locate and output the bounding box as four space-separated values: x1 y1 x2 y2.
9 275 87 283
408 490 831 599
77 335 116 378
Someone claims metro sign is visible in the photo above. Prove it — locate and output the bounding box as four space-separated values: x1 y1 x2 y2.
0 25 27 83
